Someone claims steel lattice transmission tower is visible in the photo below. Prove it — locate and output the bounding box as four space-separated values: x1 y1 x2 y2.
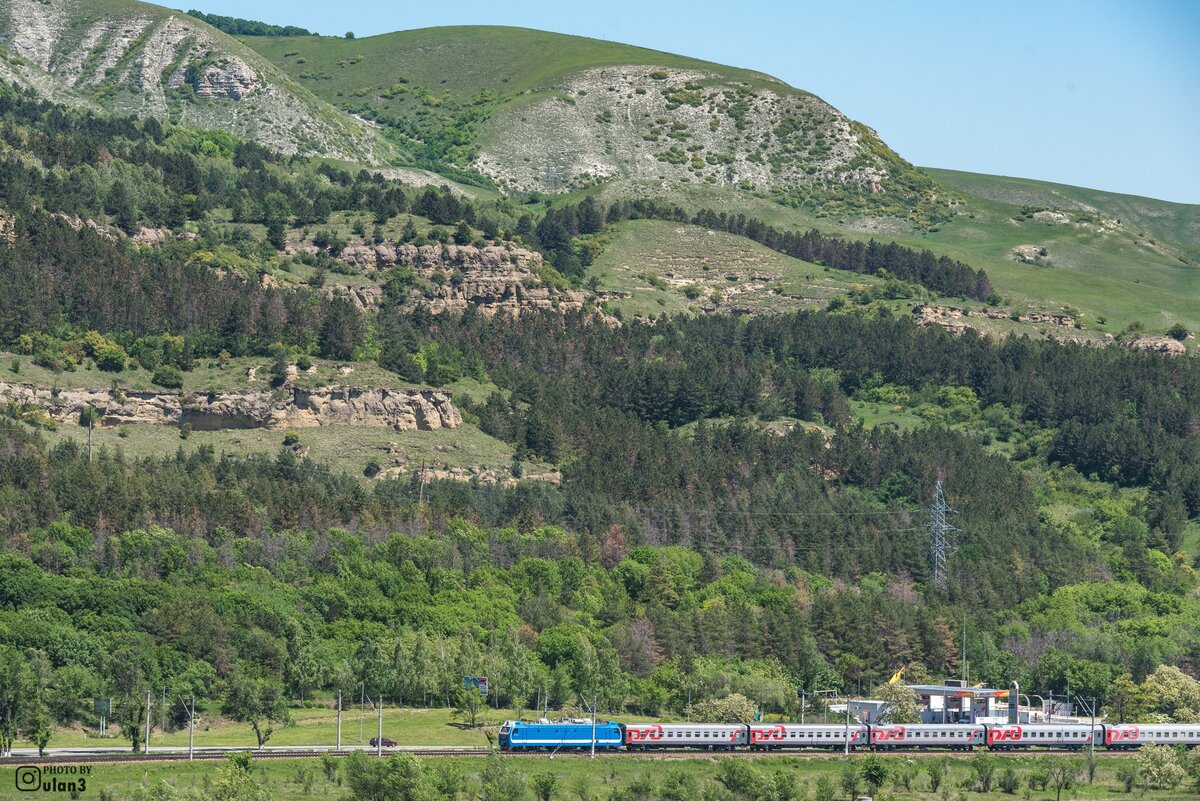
925 473 958 592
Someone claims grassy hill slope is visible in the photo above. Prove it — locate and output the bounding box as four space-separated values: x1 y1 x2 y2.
591 176 1200 336
928 167 1200 260
0 0 393 161
243 26 943 221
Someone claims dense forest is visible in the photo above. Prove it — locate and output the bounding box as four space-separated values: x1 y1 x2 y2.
0 80 1198 755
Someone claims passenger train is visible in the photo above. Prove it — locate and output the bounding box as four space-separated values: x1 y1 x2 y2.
498 719 1200 752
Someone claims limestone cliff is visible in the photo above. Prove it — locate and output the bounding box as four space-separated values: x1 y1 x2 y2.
330 242 590 315
0 383 461 431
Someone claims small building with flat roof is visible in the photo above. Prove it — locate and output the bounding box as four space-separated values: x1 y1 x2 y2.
906 680 1007 724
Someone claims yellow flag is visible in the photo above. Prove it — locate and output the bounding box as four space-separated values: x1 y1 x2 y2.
887 666 905 684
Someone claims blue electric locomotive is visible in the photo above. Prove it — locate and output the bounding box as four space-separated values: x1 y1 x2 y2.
499 720 624 751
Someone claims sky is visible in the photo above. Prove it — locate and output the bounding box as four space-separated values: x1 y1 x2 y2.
183 0 1200 204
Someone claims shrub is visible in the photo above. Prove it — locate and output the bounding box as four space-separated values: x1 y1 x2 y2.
295 355 313 372
1115 761 1139 793
364 456 382 478
94 343 127 372
282 431 301 447
998 766 1019 794
152 366 184 389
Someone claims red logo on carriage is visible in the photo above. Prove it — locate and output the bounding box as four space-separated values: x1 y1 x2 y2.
988 726 1023 744
750 725 786 743
1106 727 1140 744
626 725 664 742
872 726 907 743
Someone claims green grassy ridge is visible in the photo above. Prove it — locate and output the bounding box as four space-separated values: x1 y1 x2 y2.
242 24 931 216
928 167 1200 259
240 25 789 101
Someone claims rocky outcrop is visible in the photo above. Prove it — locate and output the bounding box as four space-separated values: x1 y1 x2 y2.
333 242 589 316
1022 311 1075 327
0 383 461 431
1123 336 1186 356
188 56 258 100
912 304 971 334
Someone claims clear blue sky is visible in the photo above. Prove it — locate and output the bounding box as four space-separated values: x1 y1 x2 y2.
182 0 1200 204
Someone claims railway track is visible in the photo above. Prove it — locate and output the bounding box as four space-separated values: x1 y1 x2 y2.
2 747 1130 766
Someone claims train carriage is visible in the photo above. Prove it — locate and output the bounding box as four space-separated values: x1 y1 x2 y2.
747 724 868 751
623 723 747 750
1102 723 1200 749
869 723 985 750
984 724 1094 750
498 720 624 751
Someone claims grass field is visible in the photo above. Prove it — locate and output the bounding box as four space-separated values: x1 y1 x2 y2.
595 177 1200 337
244 26 786 105
1 751 1190 801
590 219 881 318
927 168 1200 261
11 705 509 752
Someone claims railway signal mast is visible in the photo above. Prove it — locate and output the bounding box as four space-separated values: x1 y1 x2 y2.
925 472 959 592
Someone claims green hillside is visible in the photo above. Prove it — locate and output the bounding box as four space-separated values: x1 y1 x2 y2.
584 173 1199 336
928 167 1200 260
243 26 941 220
0 0 392 160
241 25 786 98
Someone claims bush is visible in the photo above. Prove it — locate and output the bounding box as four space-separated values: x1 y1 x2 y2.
1115 761 1139 793
998 766 1019 794
295 355 313 372
94 343 127 372
282 431 301 447
364 456 382 478
1167 323 1189 341
152 366 184 389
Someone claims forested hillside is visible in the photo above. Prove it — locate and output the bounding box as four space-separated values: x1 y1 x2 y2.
0 24 1197 763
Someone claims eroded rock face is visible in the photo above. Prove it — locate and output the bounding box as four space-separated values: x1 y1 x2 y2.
188 57 258 100
1123 336 1186 356
0 383 462 431
333 242 588 315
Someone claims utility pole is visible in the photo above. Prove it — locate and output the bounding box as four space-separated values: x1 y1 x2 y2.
161 688 166 743
186 696 195 763
1076 696 1097 755
962 618 968 684
580 694 598 759
144 689 152 754
925 473 959 592
359 683 365 744
844 694 850 757
800 688 806 725
337 691 342 751
376 696 383 757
